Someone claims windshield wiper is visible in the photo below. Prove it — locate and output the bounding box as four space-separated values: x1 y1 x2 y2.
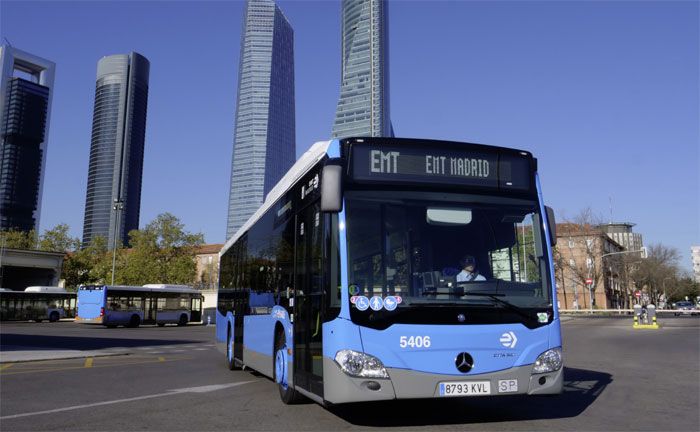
462 292 537 323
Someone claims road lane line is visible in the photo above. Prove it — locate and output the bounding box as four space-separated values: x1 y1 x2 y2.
0 356 191 376
0 364 14 371
158 357 165 362
84 357 93 368
0 381 254 420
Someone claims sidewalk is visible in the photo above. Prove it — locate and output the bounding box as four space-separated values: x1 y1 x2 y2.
1 346 126 363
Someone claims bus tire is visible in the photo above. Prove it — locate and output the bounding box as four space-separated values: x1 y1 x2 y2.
226 326 239 370
34 318 42 323
274 330 304 404
128 315 141 328
177 314 188 326
49 312 60 322
157 323 166 327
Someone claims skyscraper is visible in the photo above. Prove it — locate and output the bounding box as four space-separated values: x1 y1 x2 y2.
82 52 149 249
332 0 392 139
226 0 295 239
0 45 55 232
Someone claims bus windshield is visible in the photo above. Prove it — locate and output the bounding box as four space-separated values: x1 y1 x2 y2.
345 190 552 326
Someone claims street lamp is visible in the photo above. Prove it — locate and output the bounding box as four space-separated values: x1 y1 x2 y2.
111 199 124 286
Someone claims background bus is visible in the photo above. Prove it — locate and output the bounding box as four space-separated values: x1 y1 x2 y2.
76 284 203 328
0 286 76 322
217 137 562 405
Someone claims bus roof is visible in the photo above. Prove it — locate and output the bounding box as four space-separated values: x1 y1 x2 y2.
79 285 200 294
25 286 68 293
221 139 332 256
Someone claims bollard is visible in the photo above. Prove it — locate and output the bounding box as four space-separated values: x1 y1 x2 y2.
647 304 658 328
633 304 642 328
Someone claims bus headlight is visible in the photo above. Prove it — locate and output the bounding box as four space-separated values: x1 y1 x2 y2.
334 349 389 379
532 348 562 374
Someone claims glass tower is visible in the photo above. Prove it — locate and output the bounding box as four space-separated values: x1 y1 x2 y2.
332 0 392 139
82 52 149 249
226 0 295 239
0 46 55 232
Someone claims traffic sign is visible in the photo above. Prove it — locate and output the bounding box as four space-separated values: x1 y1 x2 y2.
585 278 593 285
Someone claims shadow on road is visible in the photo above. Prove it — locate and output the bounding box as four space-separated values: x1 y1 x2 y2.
0 333 201 351
328 367 612 427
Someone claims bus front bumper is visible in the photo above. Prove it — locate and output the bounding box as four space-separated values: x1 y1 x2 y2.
322 357 562 404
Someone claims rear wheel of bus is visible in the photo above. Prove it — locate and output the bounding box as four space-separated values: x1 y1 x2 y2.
274 329 304 404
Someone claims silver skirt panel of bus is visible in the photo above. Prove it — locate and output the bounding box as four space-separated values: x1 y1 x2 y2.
322 357 562 404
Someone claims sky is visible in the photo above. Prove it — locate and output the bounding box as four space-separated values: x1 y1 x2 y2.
1 0 698 271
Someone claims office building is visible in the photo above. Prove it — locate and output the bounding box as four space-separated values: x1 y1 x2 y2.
332 0 393 138
226 0 295 239
692 246 700 283
598 222 644 257
0 45 55 232
82 52 149 249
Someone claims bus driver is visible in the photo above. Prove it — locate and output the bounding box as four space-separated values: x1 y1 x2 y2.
456 255 486 282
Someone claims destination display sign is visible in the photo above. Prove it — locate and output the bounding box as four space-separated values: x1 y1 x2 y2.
350 143 532 191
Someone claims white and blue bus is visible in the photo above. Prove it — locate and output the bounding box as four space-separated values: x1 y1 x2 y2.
217 137 562 405
0 286 76 322
76 284 203 328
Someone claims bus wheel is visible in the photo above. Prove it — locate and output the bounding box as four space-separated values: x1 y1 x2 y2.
49 312 60 322
274 330 304 404
177 314 188 326
157 323 165 327
226 327 239 370
34 318 42 323
128 315 141 328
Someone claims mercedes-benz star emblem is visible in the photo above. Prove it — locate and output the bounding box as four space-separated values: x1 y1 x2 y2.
455 352 474 373
457 314 466 322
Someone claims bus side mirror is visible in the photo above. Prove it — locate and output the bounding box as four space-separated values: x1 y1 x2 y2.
321 159 343 213
545 206 557 246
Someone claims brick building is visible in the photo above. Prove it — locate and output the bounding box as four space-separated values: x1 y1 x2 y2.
554 224 627 310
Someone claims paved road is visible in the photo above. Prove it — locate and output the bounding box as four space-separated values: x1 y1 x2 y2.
1 318 698 431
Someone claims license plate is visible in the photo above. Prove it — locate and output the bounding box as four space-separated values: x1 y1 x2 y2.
438 381 491 397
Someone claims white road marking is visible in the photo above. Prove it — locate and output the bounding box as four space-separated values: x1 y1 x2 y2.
0 381 254 420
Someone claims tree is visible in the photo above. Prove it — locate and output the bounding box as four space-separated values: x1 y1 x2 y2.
0 229 38 250
629 243 681 305
117 213 204 285
38 224 80 252
62 236 111 289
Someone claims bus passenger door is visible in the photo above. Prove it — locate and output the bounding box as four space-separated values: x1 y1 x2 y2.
294 202 324 398
190 297 202 322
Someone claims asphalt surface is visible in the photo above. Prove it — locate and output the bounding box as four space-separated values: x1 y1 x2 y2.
1 317 698 431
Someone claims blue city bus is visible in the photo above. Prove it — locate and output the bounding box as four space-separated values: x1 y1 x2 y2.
76 284 203 328
217 137 562 405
